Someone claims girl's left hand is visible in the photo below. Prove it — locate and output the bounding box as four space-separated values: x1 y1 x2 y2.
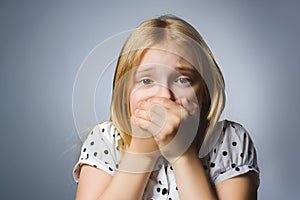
132 97 200 163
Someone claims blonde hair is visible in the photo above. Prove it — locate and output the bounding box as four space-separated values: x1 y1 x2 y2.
110 15 225 150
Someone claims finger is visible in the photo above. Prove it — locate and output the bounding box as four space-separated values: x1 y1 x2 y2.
133 115 162 136
134 109 151 121
133 115 151 129
177 97 199 116
149 104 166 127
147 97 175 109
135 103 167 126
137 100 155 111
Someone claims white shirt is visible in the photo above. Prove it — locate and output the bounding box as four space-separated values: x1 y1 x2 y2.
73 120 260 199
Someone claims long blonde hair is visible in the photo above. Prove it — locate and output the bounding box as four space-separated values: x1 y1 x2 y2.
110 15 225 150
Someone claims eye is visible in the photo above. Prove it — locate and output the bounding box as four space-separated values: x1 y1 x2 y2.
139 78 153 85
176 77 192 84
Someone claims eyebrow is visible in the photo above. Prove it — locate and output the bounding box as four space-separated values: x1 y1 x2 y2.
135 66 154 76
135 65 197 76
174 66 197 74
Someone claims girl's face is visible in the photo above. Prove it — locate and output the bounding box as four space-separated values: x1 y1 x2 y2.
129 48 202 115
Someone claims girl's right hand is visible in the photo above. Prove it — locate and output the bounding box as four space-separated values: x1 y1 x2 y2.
128 116 159 154
132 97 200 163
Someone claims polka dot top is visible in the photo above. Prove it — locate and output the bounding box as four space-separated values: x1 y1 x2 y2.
73 120 260 199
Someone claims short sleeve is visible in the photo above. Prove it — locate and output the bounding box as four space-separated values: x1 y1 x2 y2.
73 121 121 182
205 120 260 186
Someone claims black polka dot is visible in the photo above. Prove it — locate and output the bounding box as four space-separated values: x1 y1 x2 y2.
102 128 105 132
244 132 247 138
116 146 119 151
232 141 237 146
235 167 240 171
214 148 217 153
91 131 93 135
85 154 89 159
175 186 178 190
248 165 253 169
231 163 236 168
93 165 97 168
94 152 97 157
108 167 113 171
83 148 87 152
231 124 235 128
169 198 172 200
90 141 94 146
104 161 108 164
170 166 173 170
158 180 162 185
156 188 161 192
104 150 109 154
220 171 225 174
116 164 119 168
240 153 244 158
222 151 228 156
162 188 168 195
113 134 115 138
210 162 215 168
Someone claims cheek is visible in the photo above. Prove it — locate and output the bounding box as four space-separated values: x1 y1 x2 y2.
172 86 200 103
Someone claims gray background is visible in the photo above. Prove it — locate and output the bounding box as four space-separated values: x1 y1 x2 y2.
1 0 299 199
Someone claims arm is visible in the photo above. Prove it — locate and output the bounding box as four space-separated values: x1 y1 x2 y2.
172 148 258 200
76 155 154 200
75 137 158 200
172 147 217 200
215 171 258 200
134 98 259 199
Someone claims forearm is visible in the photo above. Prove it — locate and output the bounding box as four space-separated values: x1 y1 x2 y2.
97 152 156 200
172 149 217 200
98 171 151 200
97 138 159 200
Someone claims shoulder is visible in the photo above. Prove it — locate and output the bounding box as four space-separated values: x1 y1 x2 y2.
73 121 121 182
221 120 253 145
201 119 260 186
90 121 117 137
82 121 120 146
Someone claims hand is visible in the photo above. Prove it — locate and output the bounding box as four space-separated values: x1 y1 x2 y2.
129 116 159 154
132 97 200 163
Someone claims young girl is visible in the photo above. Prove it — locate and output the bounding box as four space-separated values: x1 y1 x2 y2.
73 15 260 199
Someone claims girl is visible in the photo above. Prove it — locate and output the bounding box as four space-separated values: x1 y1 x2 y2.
73 15 260 199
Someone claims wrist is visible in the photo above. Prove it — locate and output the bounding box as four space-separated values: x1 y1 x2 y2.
129 137 158 154
118 151 159 173
172 146 199 167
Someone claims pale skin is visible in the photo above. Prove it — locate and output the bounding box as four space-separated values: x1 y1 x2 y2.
76 49 258 200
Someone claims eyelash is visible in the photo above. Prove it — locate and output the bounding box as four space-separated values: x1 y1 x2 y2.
138 76 192 86
175 77 192 84
139 78 153 85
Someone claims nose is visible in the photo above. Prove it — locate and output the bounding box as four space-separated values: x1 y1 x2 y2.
155 84 176 101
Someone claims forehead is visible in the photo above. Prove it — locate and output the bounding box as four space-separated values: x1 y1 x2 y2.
137 48 195 71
